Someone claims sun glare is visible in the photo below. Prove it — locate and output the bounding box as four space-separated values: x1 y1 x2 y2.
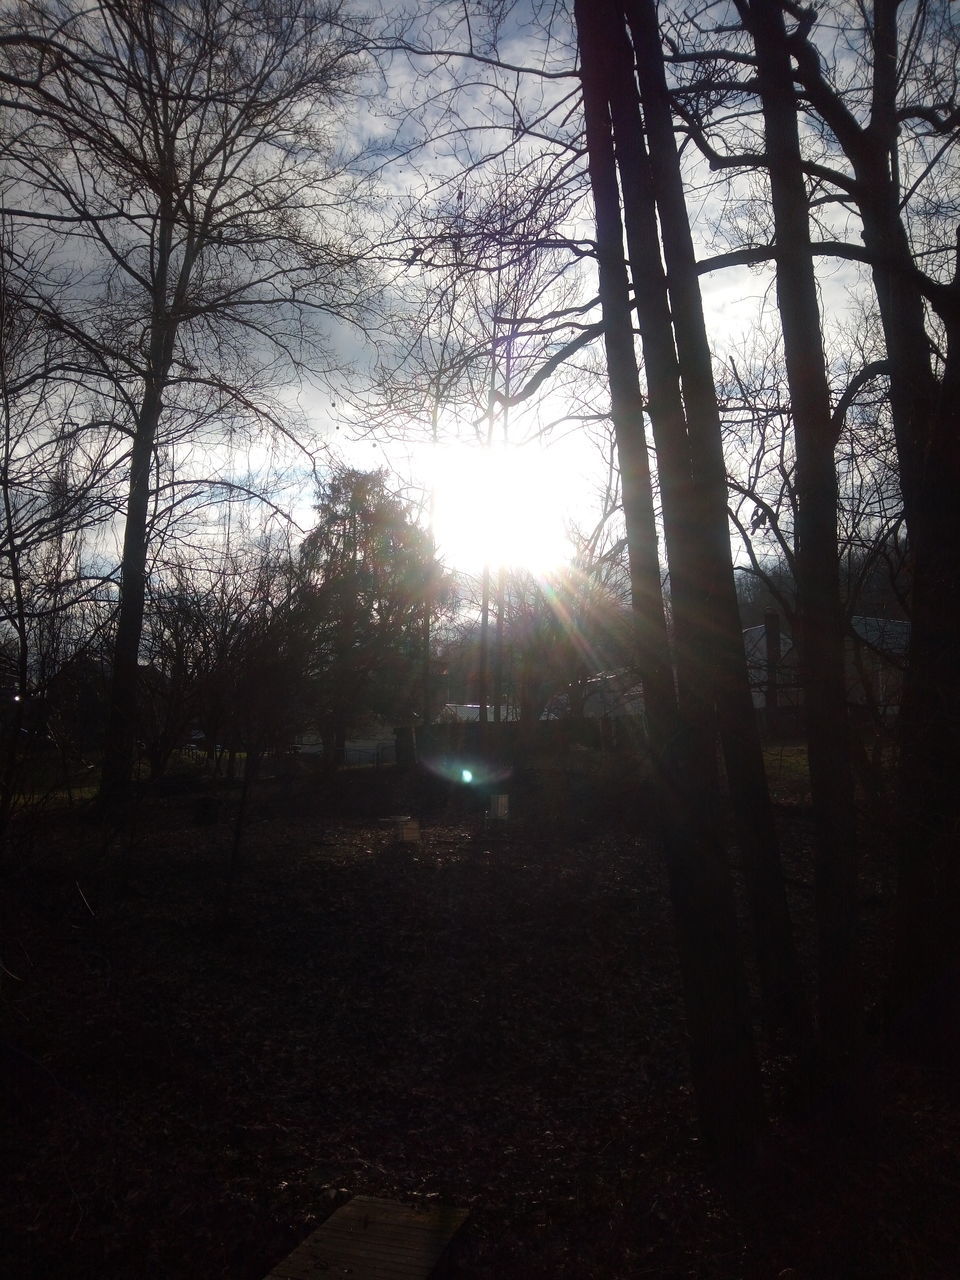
426 443 570 575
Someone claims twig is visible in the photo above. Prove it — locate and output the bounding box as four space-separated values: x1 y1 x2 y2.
75 880 96 916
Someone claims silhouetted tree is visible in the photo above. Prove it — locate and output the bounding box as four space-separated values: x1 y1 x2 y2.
577 0 767 1161
300 469 447 763
0 0 368 801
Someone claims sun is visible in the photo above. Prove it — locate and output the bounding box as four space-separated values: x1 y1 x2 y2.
426 442 570 575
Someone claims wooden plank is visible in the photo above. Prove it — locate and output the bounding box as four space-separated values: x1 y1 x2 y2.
264 1196 469 1280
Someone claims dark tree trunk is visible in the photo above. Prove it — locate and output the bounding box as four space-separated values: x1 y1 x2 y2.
887 307 960 1062
478 564 490 729
577 0 764 1163
622 0 806 1051
226 747 262 910
146 743 169 780
764 609 782 727
850 4 960 1061
790 0 960 1064
743 0 860 1072
493 566 505 725
421 601 432 726
100 394 163 806
99 190 181 807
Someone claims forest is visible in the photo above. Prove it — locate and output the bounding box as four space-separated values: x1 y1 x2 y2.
2 2 959 1277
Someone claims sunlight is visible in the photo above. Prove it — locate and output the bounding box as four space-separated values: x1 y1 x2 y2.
426 442 570 575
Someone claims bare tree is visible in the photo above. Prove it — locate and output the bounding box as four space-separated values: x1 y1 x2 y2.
0 216 124 829
667 0 960 1061
722 0 861 1085
0 0 370 800
792 0 960 1066
576 0 770 1162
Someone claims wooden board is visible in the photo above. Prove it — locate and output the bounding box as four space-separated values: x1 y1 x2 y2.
263 1196 469 1280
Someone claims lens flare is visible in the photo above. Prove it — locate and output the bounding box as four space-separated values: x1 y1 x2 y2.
420 756 513 790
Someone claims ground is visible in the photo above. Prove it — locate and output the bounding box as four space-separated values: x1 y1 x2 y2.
2 758 959 1278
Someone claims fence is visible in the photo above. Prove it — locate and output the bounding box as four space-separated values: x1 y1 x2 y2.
414 715 647 765
343 740 396 767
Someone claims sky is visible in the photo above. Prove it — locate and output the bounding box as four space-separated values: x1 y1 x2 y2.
278 0 869 581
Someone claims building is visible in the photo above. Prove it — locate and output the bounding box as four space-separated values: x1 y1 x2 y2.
744 610 910 729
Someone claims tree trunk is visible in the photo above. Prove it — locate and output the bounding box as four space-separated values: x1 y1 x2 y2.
887 307 960 1062
744 0 860 1074
493 565 505 725
790 0 960 1065
624 0 806 1052
226 747 262 911
99 184 180 806
421 600 432 726
99 393 163 805
850 7 960 1062
577 0 764 1163
478 564 490 730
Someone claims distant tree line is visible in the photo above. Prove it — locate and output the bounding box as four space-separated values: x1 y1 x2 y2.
0 464 446 796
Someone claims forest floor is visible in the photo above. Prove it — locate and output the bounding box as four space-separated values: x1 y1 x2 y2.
2 755 959 1279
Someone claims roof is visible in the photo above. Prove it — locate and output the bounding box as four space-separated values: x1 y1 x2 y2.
438 703 519 722
543 669 645 719
743 623 794 668
743 616 911 662
850 615 910 657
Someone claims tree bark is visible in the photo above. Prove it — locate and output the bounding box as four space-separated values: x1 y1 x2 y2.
623 0 806 1053
742 0 860 1072
100 245 177 804
791 0 960 1062
577 0 764 1163
100 387 165 804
